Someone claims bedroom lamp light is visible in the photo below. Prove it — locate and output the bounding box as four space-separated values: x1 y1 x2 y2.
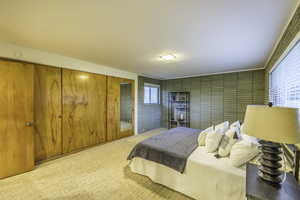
242 103 300 185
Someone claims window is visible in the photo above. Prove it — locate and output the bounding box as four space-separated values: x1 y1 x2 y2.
270 40 300 110
144 83 160 104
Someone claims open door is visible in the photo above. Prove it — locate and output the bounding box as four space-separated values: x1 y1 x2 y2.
0 60 34 179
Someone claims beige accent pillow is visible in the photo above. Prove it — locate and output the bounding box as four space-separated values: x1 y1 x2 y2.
218 128 239 157
229 140 259 167
240 124 259 144
198 126 214 146
214 121 229 133
230 121 240 129
205 129 224 153
230 121 241 136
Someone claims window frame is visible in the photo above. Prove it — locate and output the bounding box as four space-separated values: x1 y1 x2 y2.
144 83 160 105
269 33 300 107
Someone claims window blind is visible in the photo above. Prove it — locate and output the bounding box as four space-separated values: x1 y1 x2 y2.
270 40 300 109
144 83 160 104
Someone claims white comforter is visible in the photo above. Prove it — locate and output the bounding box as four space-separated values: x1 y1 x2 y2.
130 146 246 200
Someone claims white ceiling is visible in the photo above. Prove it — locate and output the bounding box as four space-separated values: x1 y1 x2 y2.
0 0 298 79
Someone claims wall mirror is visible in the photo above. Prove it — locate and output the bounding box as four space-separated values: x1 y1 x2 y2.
120 82 133 133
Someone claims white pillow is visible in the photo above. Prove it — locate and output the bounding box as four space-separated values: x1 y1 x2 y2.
218 127 239 157
215 121 229 133
240 124 259 144
205 129 224 153
229 140 259 167
230 121 240 129
230 121 241 136
198 126 214 146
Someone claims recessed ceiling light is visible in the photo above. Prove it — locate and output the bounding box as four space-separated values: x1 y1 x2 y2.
160 54 176 61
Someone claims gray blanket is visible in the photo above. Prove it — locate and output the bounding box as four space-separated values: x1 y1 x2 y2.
127 127 201 173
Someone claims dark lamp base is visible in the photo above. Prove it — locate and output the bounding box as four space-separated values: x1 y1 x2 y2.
258 140 283 185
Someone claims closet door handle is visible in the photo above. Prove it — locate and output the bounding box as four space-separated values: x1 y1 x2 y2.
25 122 34 127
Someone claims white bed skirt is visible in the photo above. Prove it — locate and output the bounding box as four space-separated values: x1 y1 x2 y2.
130 147 246 200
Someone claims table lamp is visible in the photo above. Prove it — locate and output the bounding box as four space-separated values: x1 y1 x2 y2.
242 104 300 185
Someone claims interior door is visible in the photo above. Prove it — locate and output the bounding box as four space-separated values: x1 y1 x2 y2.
34 65 62 161
107 76 121 141
62 69 107 153
0 60 34 179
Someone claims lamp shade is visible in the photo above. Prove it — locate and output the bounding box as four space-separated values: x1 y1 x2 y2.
242 105 300 144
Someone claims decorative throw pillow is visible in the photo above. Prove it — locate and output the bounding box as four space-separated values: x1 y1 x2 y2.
240 124 259 144
198 126 214 146
230 121 240 129
230 121 241 136
205 129 224 153
218 128 239 157
214 121 229 134
229 139 260 167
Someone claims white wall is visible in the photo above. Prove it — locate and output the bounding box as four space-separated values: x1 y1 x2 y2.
0 42 138 135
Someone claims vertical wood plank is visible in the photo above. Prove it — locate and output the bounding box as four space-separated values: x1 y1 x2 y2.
34 65 62 161
211 75 224 125
107 76 120 141
200 76 212 129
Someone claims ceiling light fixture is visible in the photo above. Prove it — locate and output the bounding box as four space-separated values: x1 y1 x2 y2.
160 54 176 61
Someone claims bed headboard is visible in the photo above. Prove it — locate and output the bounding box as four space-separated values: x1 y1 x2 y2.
283 144 300 182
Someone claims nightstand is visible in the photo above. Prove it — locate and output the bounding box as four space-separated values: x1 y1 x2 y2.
246 163 300 200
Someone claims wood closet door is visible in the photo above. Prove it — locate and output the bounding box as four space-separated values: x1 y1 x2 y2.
34 65 62 161
107 76 120 141
62 69 107 153
0 60 34 179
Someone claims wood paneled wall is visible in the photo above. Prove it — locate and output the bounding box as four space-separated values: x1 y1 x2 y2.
107 76 135 141
34 65 62 161
62 69 107 153
161 70 265 130
0 60 35 178
1 59 135 175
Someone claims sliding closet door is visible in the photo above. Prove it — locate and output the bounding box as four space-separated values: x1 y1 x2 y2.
107 76 121 141
107 76 135 141
62 69 107 153
0 60 34 179
34 65 62 161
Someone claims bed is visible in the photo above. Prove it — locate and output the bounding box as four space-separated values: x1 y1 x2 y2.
128 127 246 200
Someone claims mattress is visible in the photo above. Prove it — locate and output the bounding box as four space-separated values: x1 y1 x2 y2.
130 146 246 200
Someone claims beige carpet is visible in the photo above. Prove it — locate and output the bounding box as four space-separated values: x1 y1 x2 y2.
0 128 193 200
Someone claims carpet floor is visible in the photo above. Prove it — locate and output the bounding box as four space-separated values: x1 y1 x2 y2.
0 128 193 200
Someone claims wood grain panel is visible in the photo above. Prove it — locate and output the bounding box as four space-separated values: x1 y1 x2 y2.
34 65 62 161
62 69 107 153
107 76 135 141
0 60 34 179
107 76 120 141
